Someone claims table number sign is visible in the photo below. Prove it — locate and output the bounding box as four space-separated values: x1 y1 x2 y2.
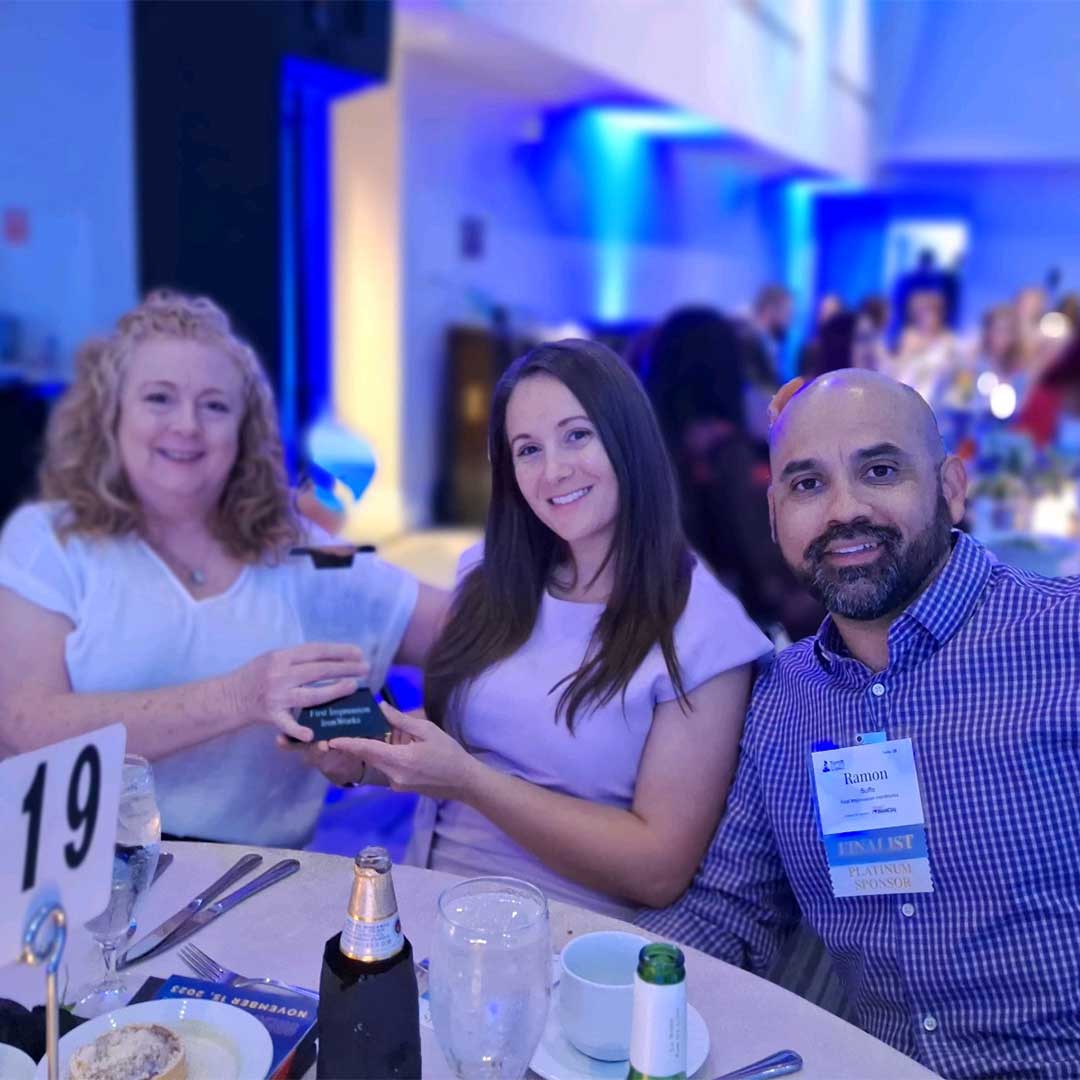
1 725 126 964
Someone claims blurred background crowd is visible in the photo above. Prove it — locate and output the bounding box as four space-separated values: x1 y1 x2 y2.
638 267 1080 645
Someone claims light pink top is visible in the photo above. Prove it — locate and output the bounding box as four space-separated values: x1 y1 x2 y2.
426 547 772 919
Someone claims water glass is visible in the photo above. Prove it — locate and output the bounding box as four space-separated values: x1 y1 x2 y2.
73 754 161 1017
430 877 551 1079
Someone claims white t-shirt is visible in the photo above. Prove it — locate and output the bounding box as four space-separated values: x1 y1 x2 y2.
0 502 419 847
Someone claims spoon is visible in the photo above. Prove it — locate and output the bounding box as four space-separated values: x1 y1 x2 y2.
713 1049 803 1080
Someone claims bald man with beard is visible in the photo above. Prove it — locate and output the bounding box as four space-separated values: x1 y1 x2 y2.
638 371 1080 1079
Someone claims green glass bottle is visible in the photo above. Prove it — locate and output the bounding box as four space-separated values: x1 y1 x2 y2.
627 943 687 1080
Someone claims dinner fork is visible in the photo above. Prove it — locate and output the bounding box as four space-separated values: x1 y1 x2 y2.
178 942 318 998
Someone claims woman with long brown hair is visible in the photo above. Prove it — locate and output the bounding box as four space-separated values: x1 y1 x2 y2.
318 340 770 916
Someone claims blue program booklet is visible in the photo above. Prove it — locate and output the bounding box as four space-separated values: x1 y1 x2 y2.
149 974 318 1079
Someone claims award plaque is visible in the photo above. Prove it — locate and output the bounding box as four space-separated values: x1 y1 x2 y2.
290 543 392 743
298 685 393 743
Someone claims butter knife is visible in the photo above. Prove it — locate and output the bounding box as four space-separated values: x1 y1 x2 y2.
157 859 301 952
123 854 176 945
151 852 174 887
119 852 263 969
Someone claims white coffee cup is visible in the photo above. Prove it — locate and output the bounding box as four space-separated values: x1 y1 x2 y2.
558 930 651 1061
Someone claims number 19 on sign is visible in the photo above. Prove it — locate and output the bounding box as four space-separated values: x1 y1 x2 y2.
22 745 102 892
1 725 125 965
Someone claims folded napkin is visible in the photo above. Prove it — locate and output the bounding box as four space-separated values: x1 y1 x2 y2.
0 998 84 1062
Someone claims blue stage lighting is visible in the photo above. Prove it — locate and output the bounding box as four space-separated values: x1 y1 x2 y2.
279 56 374 470
589 106 724 139
556 106 725 322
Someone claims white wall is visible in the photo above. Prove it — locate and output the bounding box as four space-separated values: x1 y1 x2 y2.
880 165 1080 325
0 0 137 372
875 0 1080 164
333 0 874 527
961 167 1080 317
423 0 873 179
871 0 1080 321
398 50 584 527
393 49 777 523
332 80 409 541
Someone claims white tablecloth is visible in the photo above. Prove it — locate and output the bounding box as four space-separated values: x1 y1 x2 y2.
0 843 934 1079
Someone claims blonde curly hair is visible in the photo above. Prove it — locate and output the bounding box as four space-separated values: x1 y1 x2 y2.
40 290 299 561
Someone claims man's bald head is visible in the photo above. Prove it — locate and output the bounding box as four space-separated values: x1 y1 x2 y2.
767 368 967 625
770 369 945 471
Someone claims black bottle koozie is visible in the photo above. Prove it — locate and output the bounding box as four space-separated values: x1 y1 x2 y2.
316 933 422 1080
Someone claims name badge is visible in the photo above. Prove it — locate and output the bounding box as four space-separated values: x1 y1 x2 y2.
810 738 933 898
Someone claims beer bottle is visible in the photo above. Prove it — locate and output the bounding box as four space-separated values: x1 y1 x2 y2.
317 847 421 1079
627 943 687 1080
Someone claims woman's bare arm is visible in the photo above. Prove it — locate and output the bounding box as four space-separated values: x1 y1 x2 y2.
0 587 368 760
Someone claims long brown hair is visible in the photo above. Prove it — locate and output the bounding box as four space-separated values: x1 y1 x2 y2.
424 339 693 732
40 290 299 561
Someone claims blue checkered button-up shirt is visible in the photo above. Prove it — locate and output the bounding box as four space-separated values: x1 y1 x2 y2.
639 532 1080 1078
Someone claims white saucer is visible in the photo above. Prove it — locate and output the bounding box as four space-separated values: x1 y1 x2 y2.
34 998 273 1080
0 1042 36 1080
530 990 709 1080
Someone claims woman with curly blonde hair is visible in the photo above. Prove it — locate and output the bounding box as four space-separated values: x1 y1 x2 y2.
41 290 299 560
0 291 446 846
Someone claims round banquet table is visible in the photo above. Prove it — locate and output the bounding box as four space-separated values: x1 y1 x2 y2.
0 842 935 1079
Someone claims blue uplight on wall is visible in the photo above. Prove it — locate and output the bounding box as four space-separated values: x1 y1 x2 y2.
279 56 375 471
779 180 819 378
589 106 726 139
777 177 862 377
544 106 726 323
585 113 650 323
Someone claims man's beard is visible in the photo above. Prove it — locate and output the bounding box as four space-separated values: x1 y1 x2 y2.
792 494 954 621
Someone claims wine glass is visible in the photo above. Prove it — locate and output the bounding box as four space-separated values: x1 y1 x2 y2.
430 877 551 1079
73 754 161 1017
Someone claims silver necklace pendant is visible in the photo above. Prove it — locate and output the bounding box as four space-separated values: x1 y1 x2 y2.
189 568 207 587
